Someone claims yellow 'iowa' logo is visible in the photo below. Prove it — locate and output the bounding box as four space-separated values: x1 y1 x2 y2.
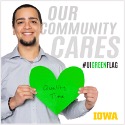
94 112 118 120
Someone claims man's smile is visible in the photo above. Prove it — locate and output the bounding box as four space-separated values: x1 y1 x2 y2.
22 32 34 36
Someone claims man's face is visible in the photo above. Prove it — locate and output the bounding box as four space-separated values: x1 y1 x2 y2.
13 7 42 46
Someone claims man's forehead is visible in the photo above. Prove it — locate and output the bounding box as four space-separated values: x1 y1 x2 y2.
15 7 39 19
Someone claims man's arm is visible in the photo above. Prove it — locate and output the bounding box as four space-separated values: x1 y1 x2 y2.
1 100 14 120
1 85 36 120
61 86 98 119
61 99 89 119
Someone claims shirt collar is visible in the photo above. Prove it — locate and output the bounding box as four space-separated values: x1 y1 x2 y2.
9 47 20 59
9 46 46 60
36 46 46 62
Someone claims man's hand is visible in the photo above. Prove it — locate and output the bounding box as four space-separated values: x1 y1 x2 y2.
9 85 37 110
78 86 98 110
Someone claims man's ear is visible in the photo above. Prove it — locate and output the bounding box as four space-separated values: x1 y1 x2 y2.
40 24 43 34
13 28 16 35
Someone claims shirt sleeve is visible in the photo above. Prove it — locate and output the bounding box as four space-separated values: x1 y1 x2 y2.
61 99 89 119
1 58 14 120
1 99 13 120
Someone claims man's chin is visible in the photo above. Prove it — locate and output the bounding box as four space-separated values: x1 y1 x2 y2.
19 38 36 46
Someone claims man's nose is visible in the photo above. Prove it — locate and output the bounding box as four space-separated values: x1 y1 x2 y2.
24 22 31 29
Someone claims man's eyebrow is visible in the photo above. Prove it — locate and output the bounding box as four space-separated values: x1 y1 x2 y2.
16 18 25 22
29 17 38 20
16 17 38 22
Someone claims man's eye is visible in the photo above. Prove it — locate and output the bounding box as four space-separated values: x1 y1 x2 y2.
17 22 24 24
31 21 37 24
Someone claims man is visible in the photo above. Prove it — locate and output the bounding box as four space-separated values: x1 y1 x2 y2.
1 4 98 123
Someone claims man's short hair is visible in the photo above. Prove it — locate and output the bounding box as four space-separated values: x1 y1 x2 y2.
12 4 42 27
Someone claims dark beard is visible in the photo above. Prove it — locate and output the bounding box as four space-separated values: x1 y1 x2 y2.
19 37 36 46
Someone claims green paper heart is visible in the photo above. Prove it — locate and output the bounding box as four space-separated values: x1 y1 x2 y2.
29 66 85 115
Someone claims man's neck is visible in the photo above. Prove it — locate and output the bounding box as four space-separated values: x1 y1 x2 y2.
18 44 40 61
